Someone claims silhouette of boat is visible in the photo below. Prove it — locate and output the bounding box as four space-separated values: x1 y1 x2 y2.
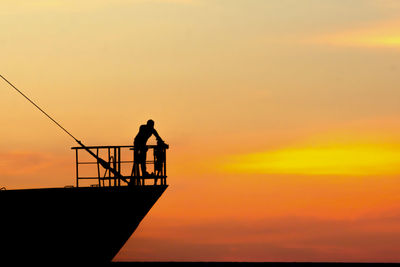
0 144 168 262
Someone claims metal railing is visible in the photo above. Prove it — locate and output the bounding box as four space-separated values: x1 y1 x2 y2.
71 145 168 187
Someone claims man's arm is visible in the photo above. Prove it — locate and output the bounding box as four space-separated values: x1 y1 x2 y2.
152 128 164 142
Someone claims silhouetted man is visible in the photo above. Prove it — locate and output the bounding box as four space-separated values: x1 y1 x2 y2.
134 119 164 177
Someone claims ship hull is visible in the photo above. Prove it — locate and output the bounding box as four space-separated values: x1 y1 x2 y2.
0 185 167 262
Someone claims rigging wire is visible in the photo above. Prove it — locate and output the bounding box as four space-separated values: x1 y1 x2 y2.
0 74 129 184
0 74 79 142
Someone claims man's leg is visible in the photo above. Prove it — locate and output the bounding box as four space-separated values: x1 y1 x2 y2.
140 147 148 176
132 149 141 185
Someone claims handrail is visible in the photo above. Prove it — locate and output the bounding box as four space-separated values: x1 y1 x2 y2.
71 145 162 150
71 145 133 149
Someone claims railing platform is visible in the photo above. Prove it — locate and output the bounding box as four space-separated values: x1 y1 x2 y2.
71 144 168 188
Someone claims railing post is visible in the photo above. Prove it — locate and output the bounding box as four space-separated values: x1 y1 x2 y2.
75 149 79 188
96 148 101 187
153 146 156 185
113 147 117 187
163 147 167 185
107 147 111 187
117 147 121 186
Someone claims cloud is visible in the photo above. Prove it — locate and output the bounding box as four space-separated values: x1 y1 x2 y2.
2 0 198 9
369 0 400 9
0 151 51 176
0 0 200 15
309 20 400 48
218 126 400 176
222 144 400 176
116 212 400 262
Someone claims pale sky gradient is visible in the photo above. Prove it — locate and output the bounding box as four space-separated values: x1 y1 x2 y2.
1 0 400 262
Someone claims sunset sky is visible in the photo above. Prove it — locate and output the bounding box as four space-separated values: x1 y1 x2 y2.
1 0 400 262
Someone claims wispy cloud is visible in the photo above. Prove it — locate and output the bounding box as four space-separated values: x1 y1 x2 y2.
117 211 400 262
309 20 400 48
0 151 52 176
222 144 400 176
219 127 400 176
2 0 198 8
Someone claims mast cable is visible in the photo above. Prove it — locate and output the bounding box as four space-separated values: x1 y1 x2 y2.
0 74 78 142
0 74 128 184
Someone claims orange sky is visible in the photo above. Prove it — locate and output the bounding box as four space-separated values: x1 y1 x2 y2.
1 0 400 262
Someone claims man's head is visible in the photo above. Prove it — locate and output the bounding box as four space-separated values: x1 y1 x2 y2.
147 119 155 129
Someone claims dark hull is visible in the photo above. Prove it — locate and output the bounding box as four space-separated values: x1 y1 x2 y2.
0 185 167 262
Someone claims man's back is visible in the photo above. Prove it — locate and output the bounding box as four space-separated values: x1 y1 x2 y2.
135 124 151 145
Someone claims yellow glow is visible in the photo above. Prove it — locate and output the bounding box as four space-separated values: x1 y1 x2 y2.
222 144 400 175
312 20 400 48
373 36 400 46
332 35 400 47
